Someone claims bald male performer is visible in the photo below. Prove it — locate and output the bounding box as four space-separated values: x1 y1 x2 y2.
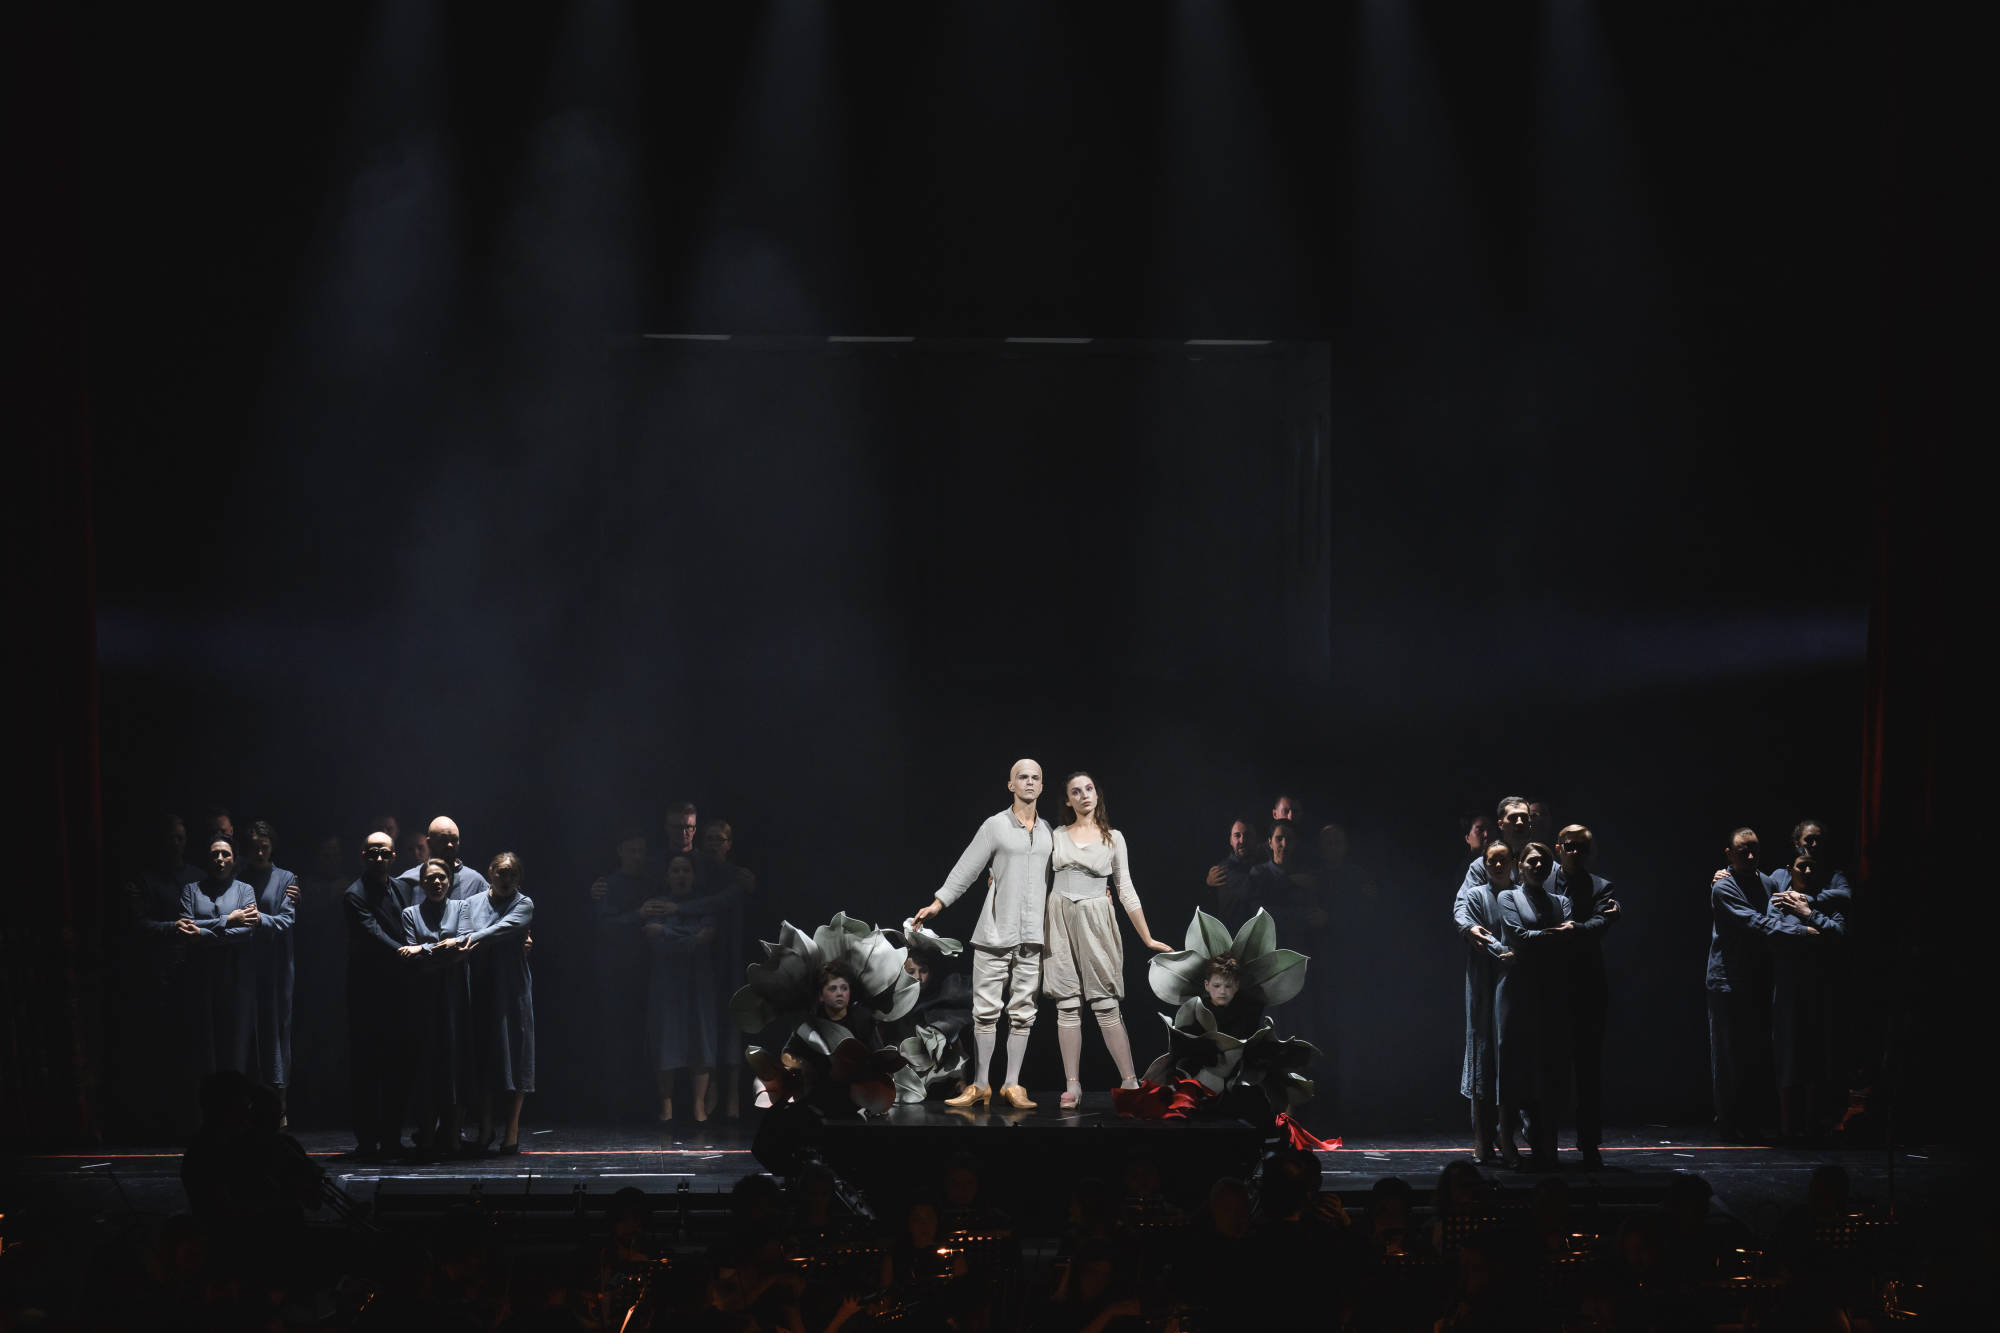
396 816 491 903
914 759 1053 1109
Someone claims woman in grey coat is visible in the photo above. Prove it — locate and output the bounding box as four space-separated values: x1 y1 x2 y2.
463 851 535 1153
1453 841 1515 1163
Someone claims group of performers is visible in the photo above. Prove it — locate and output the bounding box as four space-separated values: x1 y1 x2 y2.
733 759 1326 1148
127 769 1852 1164
135 815 537 1160
1453 796 1853 1171
1452 801 1617 1172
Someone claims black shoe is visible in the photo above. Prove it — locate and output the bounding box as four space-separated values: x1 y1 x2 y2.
1500 1146 1523 1171
1579 1147 1604 1171
497 1142 520 1156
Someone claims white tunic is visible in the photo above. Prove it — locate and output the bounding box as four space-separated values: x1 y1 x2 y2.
1049 827 1142 912
934 810 1054 949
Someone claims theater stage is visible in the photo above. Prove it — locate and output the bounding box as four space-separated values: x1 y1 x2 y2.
7 1098 1959 1239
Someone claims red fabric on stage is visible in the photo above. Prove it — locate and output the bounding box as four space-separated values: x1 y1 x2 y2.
1278 1112 1338 1152
1111 1080 1174 1119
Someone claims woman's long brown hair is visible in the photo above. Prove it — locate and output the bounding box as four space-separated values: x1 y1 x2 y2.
1064 771 1116 849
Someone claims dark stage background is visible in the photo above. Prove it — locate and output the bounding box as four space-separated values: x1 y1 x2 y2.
30 0 1961 1140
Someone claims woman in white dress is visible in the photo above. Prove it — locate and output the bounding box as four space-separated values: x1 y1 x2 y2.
1047 772 1172 1108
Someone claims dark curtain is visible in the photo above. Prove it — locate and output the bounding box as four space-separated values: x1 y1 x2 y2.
1856 9 1978 1139
5 7 102 1144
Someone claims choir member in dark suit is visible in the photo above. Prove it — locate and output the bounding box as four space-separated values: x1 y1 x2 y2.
181 837 261 1077
1204 818 1257 924
1455 796 1535 892
399 858 475 1159
1553 825 1620 1170
240 821 299 1123
1706 828 1816 1139
343 830 414 1158
462 851 535 1153
1245 819 1306 916
1496 842 1573 1171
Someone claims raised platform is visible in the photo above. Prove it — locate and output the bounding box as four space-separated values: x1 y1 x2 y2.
5 1104 1963 1239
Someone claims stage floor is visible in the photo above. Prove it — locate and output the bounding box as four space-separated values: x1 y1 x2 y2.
6 1099 1963 1231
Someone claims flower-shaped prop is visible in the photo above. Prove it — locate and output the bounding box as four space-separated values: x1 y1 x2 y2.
1147 908 1308 1009
868 918 975 1105
731 912 921 1035
1120 908 1336 1148
733 913 919 1115
891 1023 972 1105
744 1015 910 1114
887 917 965 959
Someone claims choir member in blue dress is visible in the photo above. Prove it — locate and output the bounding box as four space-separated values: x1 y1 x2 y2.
692 821 756 1120
1553 825 1621 1171
462 851 536 1153
121 815 199 1132
1496 842 1574 1171
1706 828 1817 1140
1768 851 1847 1143
180 837 261 1076
1454 841 1515 1164
644 853 717 1124
393 815 490 902
590 831 654 1119
239 821 299 1124
344 831 414 1158
1771 818 1855 1113
398 858 475 1159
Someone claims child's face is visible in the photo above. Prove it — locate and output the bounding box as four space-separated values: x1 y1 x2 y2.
1204 971 1239 1006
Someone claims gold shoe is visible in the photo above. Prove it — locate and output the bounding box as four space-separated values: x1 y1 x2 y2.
944 1084 990 1108
996 1085 1038 1110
